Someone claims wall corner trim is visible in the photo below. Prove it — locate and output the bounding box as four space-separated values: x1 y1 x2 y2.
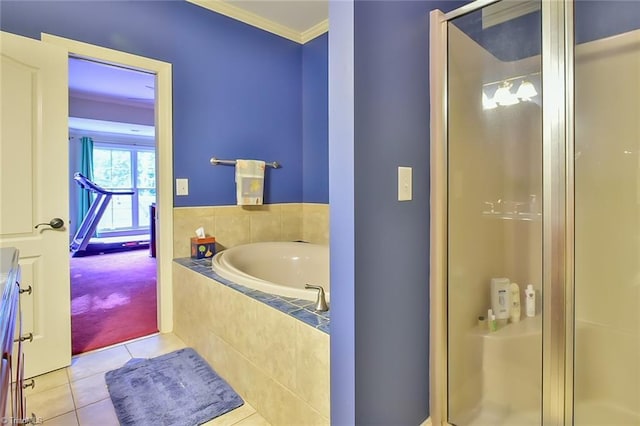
419 417 432 426
186 0 318 44
301 19 329 44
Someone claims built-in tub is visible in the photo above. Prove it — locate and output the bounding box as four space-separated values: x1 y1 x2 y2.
211 241 330 302
173 242 331 424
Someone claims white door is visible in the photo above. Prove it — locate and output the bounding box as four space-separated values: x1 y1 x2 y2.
0 31 71 378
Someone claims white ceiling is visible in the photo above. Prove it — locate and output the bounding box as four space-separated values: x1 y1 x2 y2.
226 0 328 33
69 57 155 105
188 0 328 42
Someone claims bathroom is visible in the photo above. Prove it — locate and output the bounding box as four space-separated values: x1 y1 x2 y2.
1 0 639 425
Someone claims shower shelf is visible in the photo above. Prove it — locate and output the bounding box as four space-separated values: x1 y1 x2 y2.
482 211 542 221
473 316 542 339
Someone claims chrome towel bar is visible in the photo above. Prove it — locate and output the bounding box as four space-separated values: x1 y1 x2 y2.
210 157 280 169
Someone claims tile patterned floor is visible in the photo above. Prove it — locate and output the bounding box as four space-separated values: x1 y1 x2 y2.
25 333 269 426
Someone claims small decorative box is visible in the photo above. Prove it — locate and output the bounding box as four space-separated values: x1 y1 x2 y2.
190 237 216 259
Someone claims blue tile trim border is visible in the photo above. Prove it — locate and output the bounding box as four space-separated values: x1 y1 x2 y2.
174 257 330 335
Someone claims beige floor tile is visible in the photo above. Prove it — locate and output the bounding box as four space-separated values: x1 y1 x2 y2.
26 383 75 421
34 335 271 426
43 411 79 426
67 345 132 382
233 413 271 426
125 332 187 359
202 401 257 426
25 368 69 396
76 398 119 426
70 372 109 409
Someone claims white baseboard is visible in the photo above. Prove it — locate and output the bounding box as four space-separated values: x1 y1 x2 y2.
419 416 432 426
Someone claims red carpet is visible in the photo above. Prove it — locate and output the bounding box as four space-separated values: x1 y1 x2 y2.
70 249 158 355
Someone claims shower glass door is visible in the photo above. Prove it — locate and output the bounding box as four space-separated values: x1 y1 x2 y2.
446 2 542 424
574 2 640 423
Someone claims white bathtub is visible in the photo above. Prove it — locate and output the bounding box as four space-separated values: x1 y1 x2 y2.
211 242 330 302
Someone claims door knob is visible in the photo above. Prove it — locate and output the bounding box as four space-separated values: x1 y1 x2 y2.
14 332 33 343
35 218 64 229
19 285 32 295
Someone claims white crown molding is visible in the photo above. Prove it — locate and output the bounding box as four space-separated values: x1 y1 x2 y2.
301 19 329 44
186 0 327 44
69 128 155 145
69 116 155 139
70 88 154 109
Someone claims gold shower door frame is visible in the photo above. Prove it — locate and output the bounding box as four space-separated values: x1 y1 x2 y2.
428 1 575 425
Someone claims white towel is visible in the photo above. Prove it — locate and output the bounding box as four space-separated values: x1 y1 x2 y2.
235 159 265 205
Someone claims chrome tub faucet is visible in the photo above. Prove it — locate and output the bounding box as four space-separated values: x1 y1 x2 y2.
305 284 329 312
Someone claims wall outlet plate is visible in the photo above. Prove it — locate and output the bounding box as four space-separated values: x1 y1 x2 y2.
176 178 189 196
398 166 412 201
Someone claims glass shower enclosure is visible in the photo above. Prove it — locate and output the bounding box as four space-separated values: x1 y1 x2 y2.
429 0 640 424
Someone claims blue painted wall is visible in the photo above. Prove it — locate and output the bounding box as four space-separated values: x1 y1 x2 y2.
328 0 640 424
328 1 356 423
0 0 318 206
454 8 542 61
454 0 640 62
575 0 640 43
330 1 465 424
302 33 329 204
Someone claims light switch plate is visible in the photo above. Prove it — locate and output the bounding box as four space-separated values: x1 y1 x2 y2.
176 178 189 196
398 166 412 201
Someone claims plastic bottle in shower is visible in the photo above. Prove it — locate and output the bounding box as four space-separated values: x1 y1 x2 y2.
487 309 497 332
525 284 536 317
510 282 521 323
490 278 511 321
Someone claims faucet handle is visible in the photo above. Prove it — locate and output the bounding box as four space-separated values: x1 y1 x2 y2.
305 284 329 312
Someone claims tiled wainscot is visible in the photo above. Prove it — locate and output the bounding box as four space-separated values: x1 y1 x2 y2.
172 203 329 258
172 258 330 425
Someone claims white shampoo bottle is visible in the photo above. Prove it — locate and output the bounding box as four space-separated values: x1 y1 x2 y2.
525 284 536 317
510 282 521 323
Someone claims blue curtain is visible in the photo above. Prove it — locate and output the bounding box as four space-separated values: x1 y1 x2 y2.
77 136 94 224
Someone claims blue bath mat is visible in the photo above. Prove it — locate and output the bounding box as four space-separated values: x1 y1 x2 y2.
105 347 243 426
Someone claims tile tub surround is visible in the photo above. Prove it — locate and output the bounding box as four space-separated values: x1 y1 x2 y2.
173 261 330 425
174 257 330 334
301 203 329 246
173 203 329 258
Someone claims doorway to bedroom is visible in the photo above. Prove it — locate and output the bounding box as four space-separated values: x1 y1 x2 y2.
68 57 158 355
